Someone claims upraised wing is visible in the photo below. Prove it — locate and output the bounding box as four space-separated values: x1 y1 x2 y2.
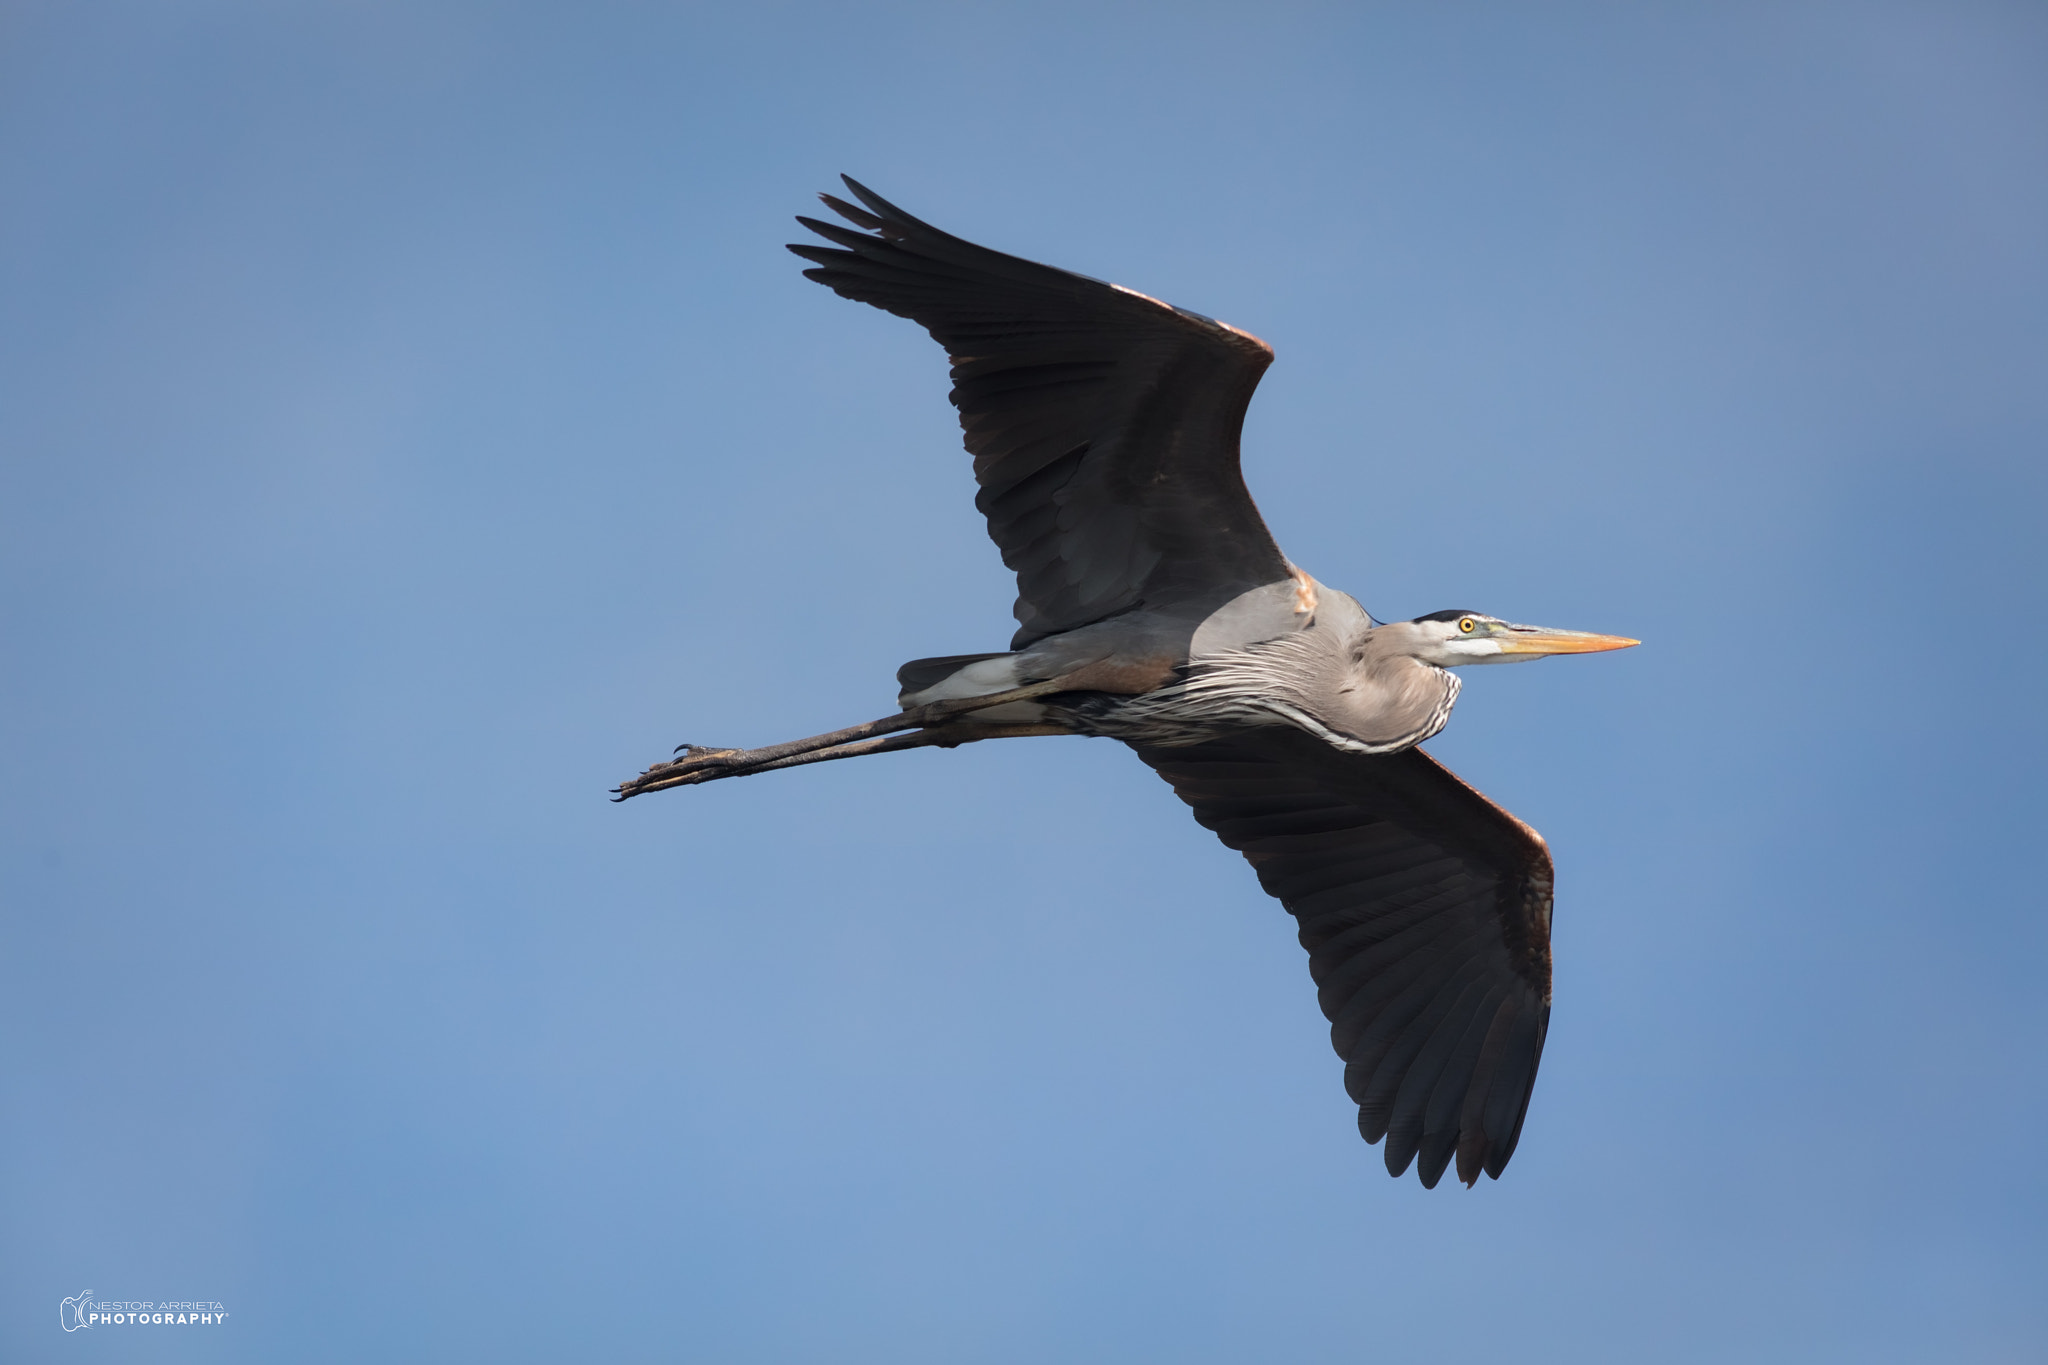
790 178 1293 649
1131 730 1554 1188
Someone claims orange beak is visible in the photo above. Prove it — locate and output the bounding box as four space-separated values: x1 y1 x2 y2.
1493 626 1641 657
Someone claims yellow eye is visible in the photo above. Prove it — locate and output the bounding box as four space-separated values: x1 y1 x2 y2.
1459 618 1476 633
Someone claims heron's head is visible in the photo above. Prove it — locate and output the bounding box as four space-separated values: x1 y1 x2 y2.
1400 610 1639 668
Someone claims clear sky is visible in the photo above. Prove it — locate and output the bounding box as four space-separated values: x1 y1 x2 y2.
4 3 2044 1361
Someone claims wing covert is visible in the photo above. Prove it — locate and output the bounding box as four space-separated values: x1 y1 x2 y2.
1130 729 1555 1188
789 177 1293 648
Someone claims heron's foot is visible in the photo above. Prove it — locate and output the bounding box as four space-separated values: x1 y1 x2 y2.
613 745 755 800
672 743 741 759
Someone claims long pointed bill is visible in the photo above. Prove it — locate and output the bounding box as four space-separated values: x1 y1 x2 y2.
1494 626 1640 657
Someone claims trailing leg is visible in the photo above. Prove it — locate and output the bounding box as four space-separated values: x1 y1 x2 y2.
612 674 1089 800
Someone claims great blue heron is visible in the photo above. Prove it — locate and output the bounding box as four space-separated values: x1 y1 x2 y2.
618 178 1636 1189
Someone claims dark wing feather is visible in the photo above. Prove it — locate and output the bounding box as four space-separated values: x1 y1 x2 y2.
790 177 1292 648
1130 730 1554 1187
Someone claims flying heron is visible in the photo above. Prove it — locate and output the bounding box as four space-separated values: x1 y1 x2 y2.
618 178 1637 1189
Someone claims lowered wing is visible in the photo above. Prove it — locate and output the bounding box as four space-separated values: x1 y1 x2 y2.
790 178 1293 649
1132 730 1555 1188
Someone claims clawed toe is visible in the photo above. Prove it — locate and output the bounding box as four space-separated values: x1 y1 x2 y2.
673 743 741 759
642 748 743 783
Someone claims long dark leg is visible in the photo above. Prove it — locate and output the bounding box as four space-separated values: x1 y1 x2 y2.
614 720 1071 799
611 676 1086 801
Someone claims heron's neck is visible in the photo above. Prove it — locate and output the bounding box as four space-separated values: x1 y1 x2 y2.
1178 626 1462 755
1322 642 1462 753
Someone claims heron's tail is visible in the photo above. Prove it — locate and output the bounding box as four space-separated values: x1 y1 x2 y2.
895 653 1020 709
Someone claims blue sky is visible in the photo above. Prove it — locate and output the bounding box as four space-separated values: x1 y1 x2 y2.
3 3 2044 1361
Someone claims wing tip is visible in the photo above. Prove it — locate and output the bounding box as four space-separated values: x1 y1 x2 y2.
832 175 929 236
1359 1098 1526 1188
817 191 885 232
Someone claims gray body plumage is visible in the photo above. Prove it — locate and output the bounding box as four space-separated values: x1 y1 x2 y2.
901 576 1464 756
